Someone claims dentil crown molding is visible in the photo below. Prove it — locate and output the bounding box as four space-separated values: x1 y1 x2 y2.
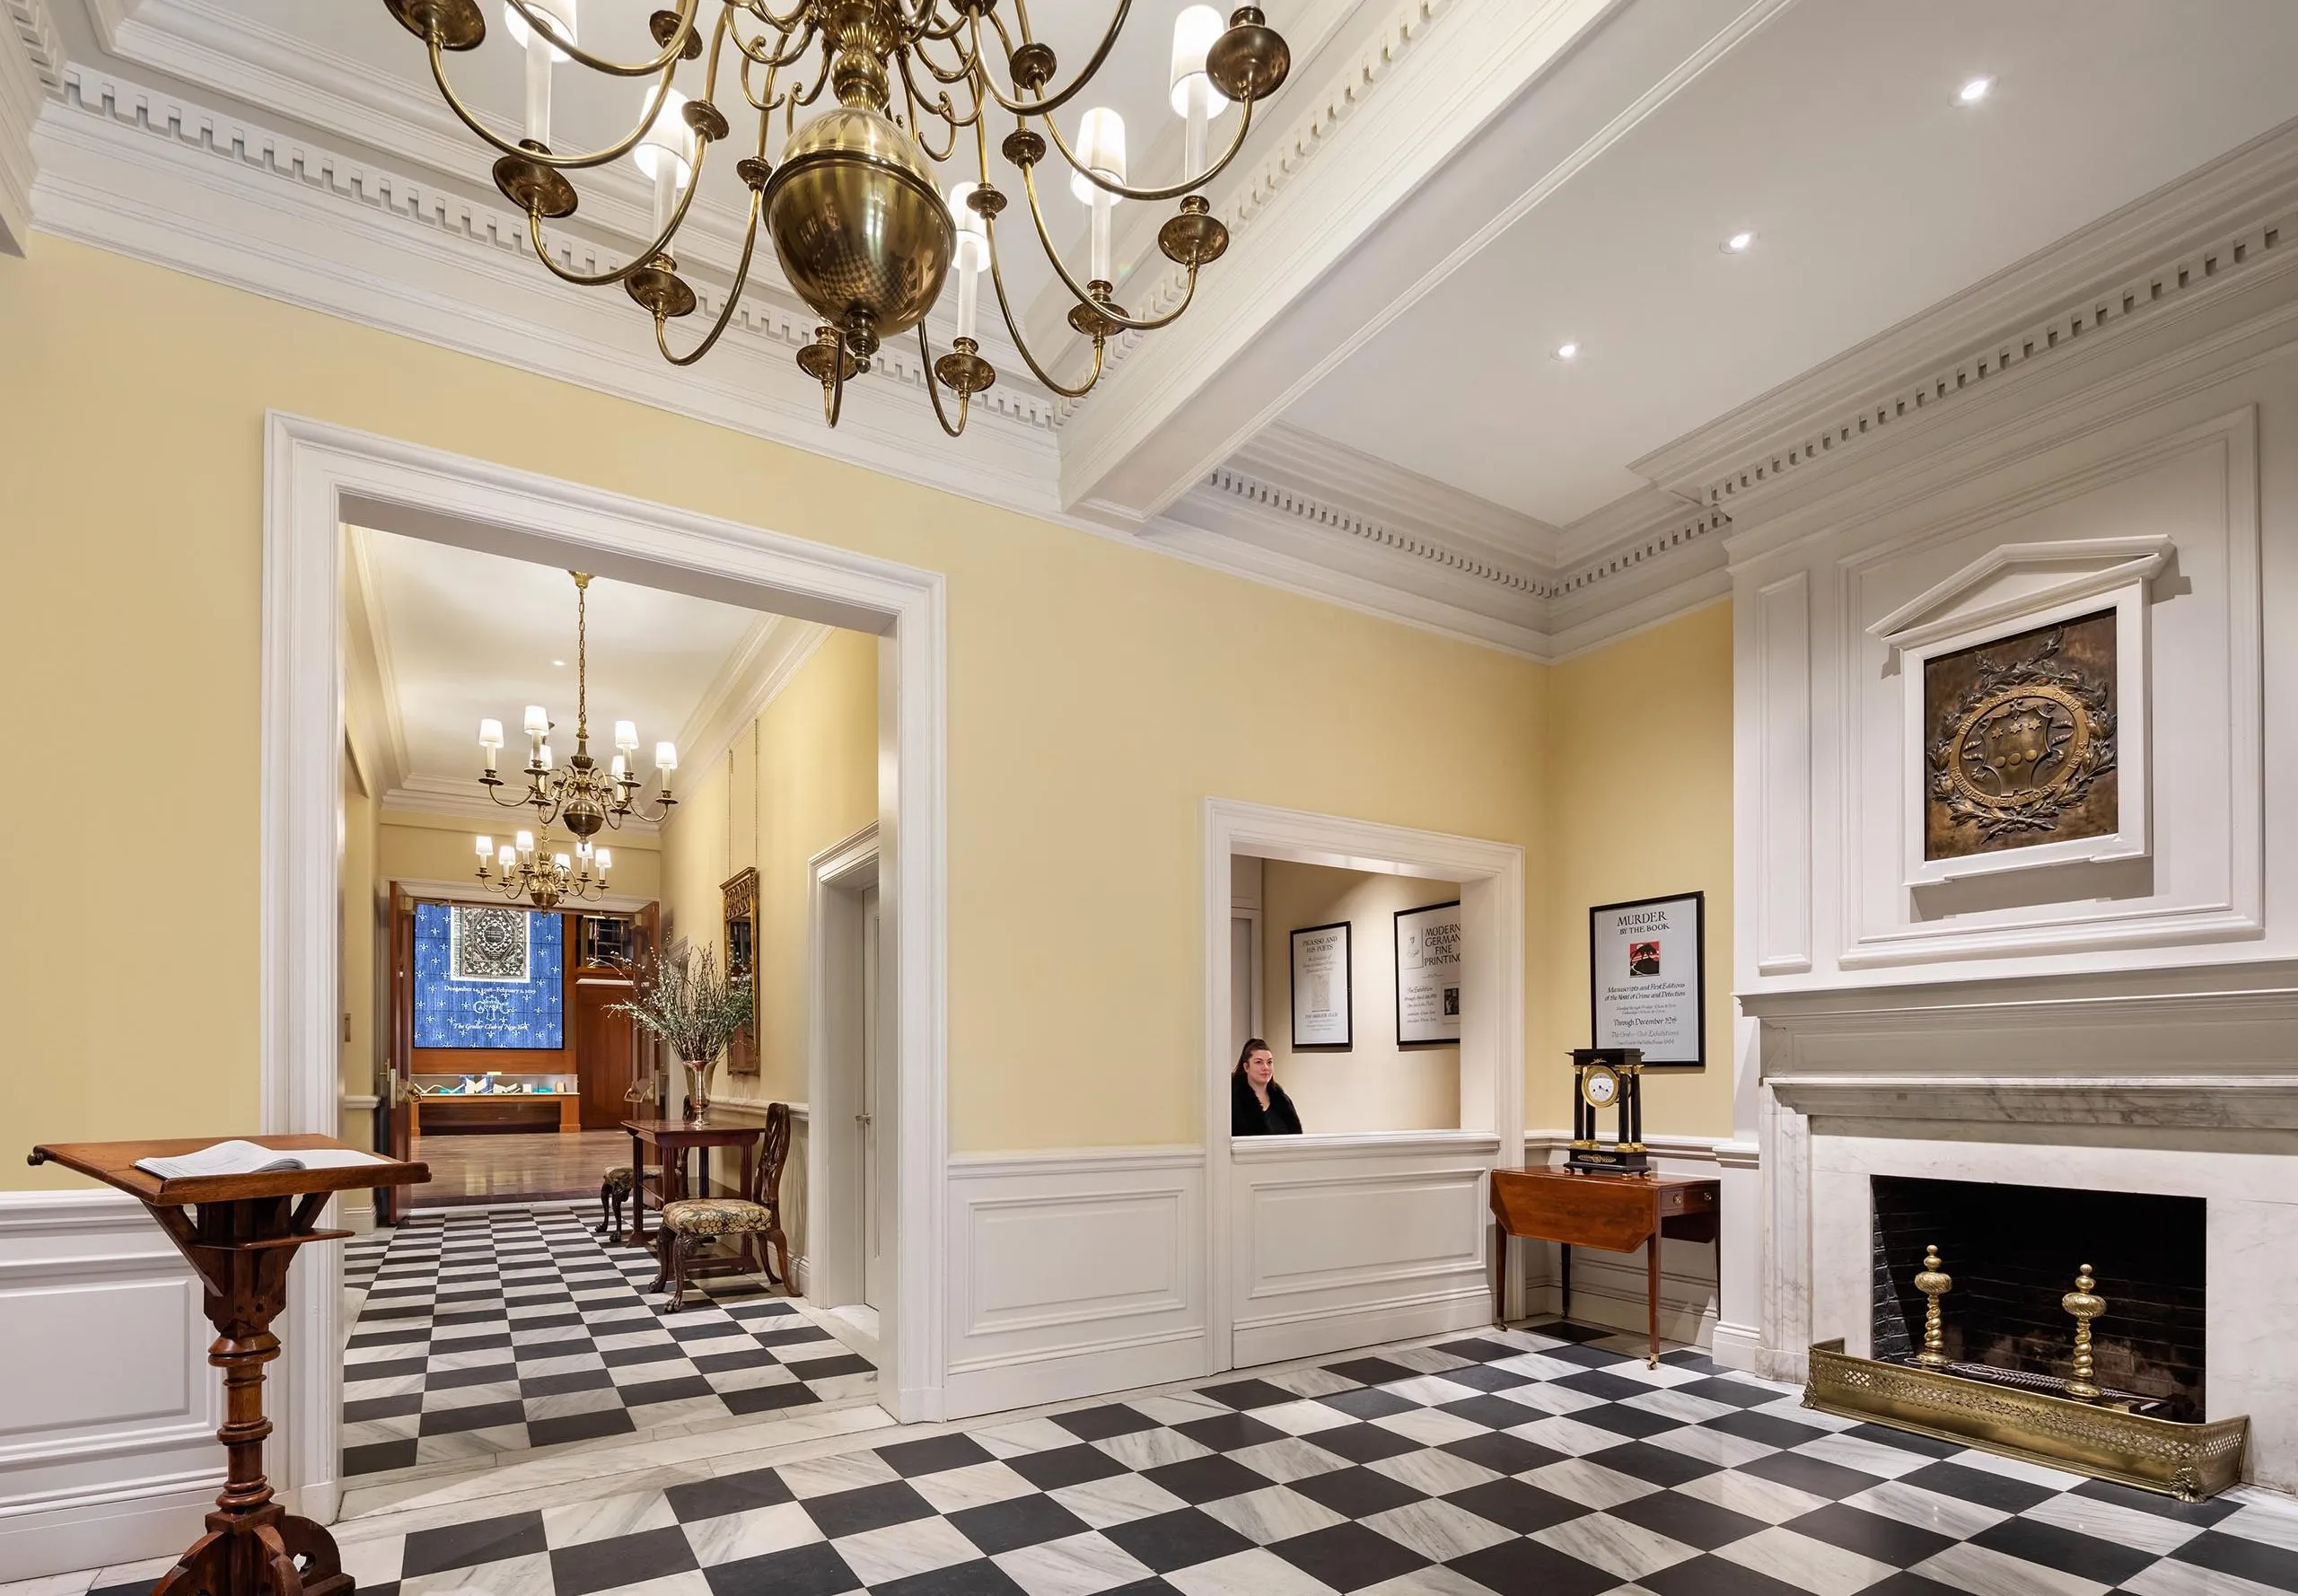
0 0 62 251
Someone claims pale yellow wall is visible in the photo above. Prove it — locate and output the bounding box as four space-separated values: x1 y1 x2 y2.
1538 601 1736 1138
1259 861 1461 1134
377 807 663 903
656 629 879 1111
4 236 1766 1188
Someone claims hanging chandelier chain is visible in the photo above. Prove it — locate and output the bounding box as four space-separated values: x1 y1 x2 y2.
382 0 1289 430
574 570 590 747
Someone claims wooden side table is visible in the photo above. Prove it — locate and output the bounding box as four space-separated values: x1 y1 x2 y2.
26 1135 426 1596
618 1117 759 1275
1490 1166 1721 1366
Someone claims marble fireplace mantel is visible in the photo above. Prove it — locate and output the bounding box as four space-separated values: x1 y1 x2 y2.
1745 960 2298 1489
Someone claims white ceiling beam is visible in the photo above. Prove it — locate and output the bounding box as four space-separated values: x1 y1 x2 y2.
1054 0 1793 524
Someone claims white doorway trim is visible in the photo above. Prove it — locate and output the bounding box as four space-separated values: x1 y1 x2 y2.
806 822 882 1320
1201 800 1524 1369
262 415 949 1523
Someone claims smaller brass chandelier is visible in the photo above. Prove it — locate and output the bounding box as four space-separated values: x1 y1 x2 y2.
476 828 612 908
478 571 678 837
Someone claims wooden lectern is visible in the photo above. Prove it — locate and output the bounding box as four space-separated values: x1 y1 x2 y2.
27 1135 427 1596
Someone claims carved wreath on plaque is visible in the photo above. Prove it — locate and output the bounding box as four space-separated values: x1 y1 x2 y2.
1924 610 2118 859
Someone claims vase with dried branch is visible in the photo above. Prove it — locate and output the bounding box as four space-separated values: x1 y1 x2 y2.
611 943 752 1125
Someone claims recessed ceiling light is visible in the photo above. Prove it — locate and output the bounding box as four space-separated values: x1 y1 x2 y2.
1957 75 1993 105
1553 341 1580 361
1723 230 1756 253
552 659 566 667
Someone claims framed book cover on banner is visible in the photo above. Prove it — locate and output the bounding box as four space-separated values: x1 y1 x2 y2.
1589 891 1706 1069
1395 899 1461 1046
1290 920 1352 1048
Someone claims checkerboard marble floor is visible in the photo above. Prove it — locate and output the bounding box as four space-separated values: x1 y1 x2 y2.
337 1206 878 1478
41 1320 2298 1596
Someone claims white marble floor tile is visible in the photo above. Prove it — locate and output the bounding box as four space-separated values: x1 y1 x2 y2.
421 1381 523 1412
1490 1351 1597 1382
1227 1436 1353 1485
1382 1346 1473 1374
699 1363 796 1394
540 1489 679 1546
1914 1540 2111 1596
1673 1468 1832 1524
835 1514 980 1586
1385 1375 1484 1407
1943 1449 2088 1492
776 1450 900 1497
0 1574 92 1595
1166 1548 1341 1596
1791 1431 1935 1479
682 1500 823 1565
579 1574 711 1596
993 1530 1158 1596
1370 1407 1487 1448
1356 1565 1514 1596
399 1551 557 1595
911 1459 1039 1513
2120 1557 2289 1596
2020 1492 2206 1556
1092 1427 1215 1470
1841 1480 2012 1540
1252 1399 1360 1438
1532 1510 1701 1581
1715 1525 1899 1596
522 1387 626 1421
1492 1381 1607 1417
1506 1414 1636 1456
1263 1366 1364 1399
1621 1389 1738 1425
2218 1499 2298 1554
1197 1484 1347 1545
1366 1447 1500 1497
1642 1423 1784 1470
975 1416 1083 1457
1049 1473 1190 1530
1755 1397 1855 1432
1522 1457 1662 1511
1128 1394 1232 1426
413 1425 526 1463
1360 1497 1518 1561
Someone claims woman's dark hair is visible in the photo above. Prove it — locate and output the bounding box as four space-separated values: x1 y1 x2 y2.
1233 1038 1272 1075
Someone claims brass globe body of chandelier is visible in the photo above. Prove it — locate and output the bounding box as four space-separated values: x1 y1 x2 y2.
471 571 676 908
381 0 1291 434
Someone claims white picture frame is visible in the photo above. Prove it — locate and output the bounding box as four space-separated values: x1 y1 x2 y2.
1875 539 2161 889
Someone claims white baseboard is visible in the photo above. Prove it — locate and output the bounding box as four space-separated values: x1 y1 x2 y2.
1710 1321 1764 1373
945 1329 1211 1416
1233 1287 1492 1368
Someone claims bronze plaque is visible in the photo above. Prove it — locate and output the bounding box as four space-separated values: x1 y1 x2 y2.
1923 609 2118 863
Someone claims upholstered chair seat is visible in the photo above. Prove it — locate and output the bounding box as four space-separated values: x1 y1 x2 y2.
662 1197 772 1235
597 1163 662 1239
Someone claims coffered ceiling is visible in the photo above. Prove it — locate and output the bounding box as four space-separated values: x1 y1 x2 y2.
16 0 2298 660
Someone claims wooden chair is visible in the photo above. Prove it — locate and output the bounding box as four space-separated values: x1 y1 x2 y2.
654 1102 793 1312
598 1162 661 1241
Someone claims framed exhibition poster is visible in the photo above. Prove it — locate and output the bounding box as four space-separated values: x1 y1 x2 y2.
1289 921 1352 1048
1394 899 1461 1046
1588 891 1705 1069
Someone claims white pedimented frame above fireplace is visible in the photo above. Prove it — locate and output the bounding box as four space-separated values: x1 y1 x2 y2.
1870 536 2168 890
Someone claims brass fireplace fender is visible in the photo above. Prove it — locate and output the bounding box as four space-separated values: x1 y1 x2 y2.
1803 1340 2248 1502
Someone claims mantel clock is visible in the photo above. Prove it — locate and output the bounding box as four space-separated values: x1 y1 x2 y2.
1567 1047 1647 1174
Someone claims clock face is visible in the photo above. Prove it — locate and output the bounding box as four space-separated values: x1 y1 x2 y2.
1582 1065 1620 1109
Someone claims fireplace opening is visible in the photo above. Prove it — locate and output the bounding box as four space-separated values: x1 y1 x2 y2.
1871 1176 2206 1422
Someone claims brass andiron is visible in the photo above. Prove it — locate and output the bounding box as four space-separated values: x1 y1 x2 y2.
2064 1264 2107 1400
1914 1245 1952 1367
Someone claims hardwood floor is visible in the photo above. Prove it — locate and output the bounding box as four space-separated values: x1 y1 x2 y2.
409 1127 628 1208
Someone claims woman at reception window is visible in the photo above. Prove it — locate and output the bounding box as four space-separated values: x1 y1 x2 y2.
1231 1039 1302 1136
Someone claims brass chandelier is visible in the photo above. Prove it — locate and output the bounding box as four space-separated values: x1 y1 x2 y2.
382 0 1292 434
475 571 678 848
475 827 612 908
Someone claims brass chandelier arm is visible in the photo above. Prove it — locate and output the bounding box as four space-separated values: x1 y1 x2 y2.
654 198 769 366
738 0 810 33
898 56 967 161
969 5 1137 119
982 214 1107 399
1015 162 1205 333
917 321 971 438
502 0 702 77
908 28 979 85
427 34 684 170
730 12 811 69
522 140 714 287
1040 93 1257 204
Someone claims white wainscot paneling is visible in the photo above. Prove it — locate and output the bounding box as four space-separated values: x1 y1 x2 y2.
944 1149 1206 1417
0 1192 223 1582
1231 1131 1499 1366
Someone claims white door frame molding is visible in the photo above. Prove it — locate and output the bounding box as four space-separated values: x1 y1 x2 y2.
262 415 950 1521
1201 800 1525 1366
806 822 882 1317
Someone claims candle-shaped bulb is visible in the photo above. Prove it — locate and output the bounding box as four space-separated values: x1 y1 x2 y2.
634 87 696 234
1169 5 1227 173
610 752 627 782
1074 108 1126 285
538 743 554 770
949 182 989 342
